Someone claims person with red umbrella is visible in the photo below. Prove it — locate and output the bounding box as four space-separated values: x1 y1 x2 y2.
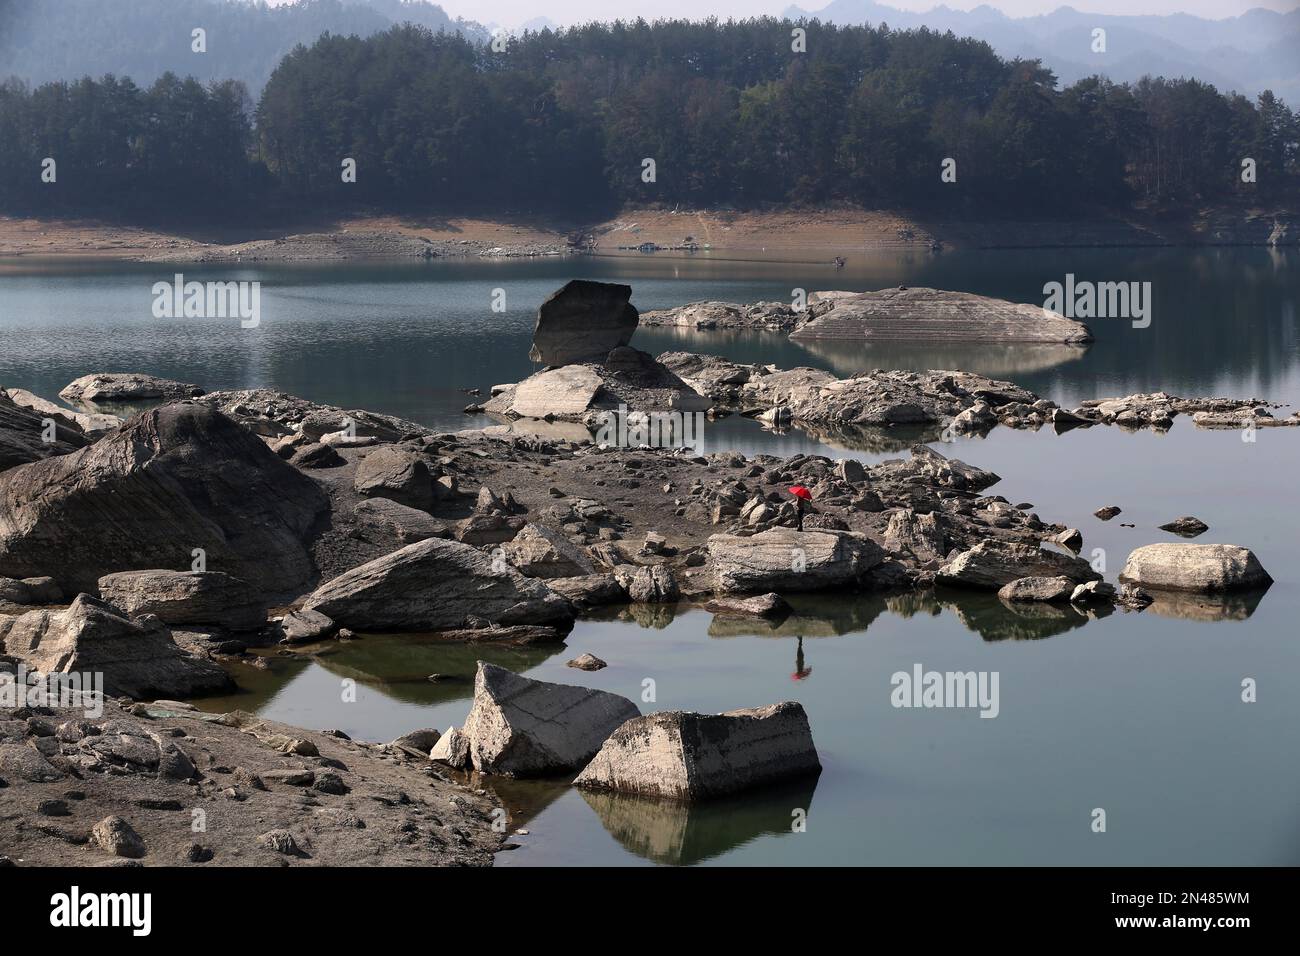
788 484 812 531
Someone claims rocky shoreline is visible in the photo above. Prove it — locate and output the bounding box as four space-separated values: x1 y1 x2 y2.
0 278 1285 865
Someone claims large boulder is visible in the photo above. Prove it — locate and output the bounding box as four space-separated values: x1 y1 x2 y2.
303 537 574 633
1119 544 1272 592
97 570 267 632
937 540 1101 590
461 662 641 776
509 366 605 419
0 404 328 597
501 523 597 579
707 528 883 593
573 702 821 801
353 445 438 511
528 280 639 367
0 392 88 472
0 594 232 698
59 373 204 406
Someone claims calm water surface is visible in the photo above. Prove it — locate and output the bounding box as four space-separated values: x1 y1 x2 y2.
2 248 1297 866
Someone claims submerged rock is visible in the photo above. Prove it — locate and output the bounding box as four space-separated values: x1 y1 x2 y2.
462 662 640 777
938 540 1101 590
573 702 821 801
567 653 608 671
528 279 639 367
0 404 327 597
1158 516 1209 538
97 570 267 632
303 537 574 633
0 594 232 699
1119 544 1272 592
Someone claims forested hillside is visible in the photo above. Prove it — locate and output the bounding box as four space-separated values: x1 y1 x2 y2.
1 19 1296 222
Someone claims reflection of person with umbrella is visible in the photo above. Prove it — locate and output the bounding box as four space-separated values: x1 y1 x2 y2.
791 635 812 681
789 484 812 531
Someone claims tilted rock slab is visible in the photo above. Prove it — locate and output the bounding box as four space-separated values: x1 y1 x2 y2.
938 540 1102 590
462 662 640 776
0 404 328 597
303 537 574 633
97 570 267 632
528 279 639 366
0 594 232 699
573 702 821 801
707 528 884 593
1119 544 1272 592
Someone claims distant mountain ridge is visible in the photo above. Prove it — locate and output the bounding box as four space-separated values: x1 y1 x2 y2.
783 2 1300 106
0 0 489 94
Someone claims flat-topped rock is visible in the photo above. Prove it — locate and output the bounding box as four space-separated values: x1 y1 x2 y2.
789 287 1093 344
1119 544 1272 592
59 373 205 406
573 702 821 801
707 528 884 593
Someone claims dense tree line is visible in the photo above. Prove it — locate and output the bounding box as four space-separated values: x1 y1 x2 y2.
2 19 1297 222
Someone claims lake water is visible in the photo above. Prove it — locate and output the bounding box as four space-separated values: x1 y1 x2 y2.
2 247 1297 866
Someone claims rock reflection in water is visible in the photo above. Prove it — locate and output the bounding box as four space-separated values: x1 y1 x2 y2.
285 634 565 705
1144 587 1269 622
791 338 1088 382
578 774 820 866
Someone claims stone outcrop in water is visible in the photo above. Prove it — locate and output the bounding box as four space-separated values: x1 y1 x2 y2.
996 575 1076 603
1119 544 1272 592
97 570 267 632
0 404 328 598
302 537 574 634
573 702 821 801
461 661 641 776
528 280 640 367
640 299 812 332
0 594 232 698
789 287 1093 344
59 373 205 406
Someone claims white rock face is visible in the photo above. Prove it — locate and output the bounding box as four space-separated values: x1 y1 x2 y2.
429 727 470 768
509 365 605 418
707 528 883 593
1120 544 1272 592
462 662 640 777
573 702 821 801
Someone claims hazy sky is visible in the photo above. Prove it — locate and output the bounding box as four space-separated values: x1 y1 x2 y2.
265 1 1300 29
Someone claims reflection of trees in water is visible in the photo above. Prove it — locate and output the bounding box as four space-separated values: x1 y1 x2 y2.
578 772 821 866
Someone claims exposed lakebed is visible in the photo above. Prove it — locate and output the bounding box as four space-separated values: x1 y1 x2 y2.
2 247 1297 865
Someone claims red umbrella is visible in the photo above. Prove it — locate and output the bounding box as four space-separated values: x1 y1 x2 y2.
788 485 812 501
